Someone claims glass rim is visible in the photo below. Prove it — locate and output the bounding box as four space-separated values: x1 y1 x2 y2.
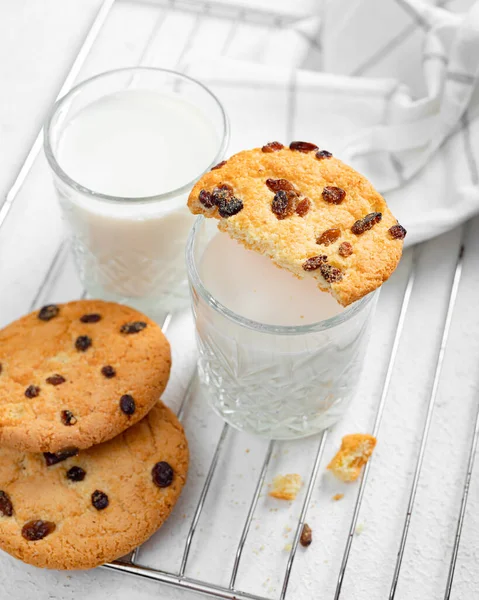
43 67 230 204
186 216 378 336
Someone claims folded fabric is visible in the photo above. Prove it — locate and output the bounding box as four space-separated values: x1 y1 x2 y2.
185 0 479 246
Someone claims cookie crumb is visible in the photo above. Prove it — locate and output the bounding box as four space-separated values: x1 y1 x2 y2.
269 474 302 500
332 493 344 502
327 434 377 482
284 543 292 551
355 522 365 536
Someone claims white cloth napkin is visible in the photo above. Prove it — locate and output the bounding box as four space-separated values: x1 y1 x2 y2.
184 0 479 246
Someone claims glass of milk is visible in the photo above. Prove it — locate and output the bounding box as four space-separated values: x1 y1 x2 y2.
186 217 378 440
44 68 228 320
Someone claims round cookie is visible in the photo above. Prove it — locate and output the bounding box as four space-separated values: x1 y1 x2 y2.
0 300 171 453
0 402 188 570
188 142 406 306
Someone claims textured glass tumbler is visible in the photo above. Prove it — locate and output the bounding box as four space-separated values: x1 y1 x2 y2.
186 218 378 440
44 68 228 321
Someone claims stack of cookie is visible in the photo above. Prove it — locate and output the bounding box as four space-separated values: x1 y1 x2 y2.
0 300 188 570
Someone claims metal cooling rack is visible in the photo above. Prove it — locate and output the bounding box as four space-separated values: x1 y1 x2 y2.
1 1 479 599
100 237 479 600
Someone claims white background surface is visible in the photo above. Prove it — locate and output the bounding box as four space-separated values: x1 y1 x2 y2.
1 1 479 600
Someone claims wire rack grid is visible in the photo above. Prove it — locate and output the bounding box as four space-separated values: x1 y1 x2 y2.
1 1 479 599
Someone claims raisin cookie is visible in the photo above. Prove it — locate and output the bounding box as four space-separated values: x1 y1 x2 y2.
0 300 171 453
0 402 188 570
188 143 406 306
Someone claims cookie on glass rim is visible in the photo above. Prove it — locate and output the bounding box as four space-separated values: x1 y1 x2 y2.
0 402 188 570
0 300 171 453
188 142 406 306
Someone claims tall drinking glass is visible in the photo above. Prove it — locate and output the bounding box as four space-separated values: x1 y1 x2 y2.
186 217 378 440
44 68 229 321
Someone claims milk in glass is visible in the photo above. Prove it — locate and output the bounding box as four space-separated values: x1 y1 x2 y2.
191 228 378 439
54 89 219 317
200 232 344 326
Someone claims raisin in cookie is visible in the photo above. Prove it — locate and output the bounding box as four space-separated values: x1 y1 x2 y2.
188 143 406 306
0 402 188 570
0 300 171 453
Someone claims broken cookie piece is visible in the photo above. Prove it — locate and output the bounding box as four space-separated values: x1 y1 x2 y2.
269 473 303 501
327 434 377 482
188 145 405 306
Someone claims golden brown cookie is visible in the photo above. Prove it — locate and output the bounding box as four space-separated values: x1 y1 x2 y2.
0 300 171 453
0 402 188 570
188 143 406 306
